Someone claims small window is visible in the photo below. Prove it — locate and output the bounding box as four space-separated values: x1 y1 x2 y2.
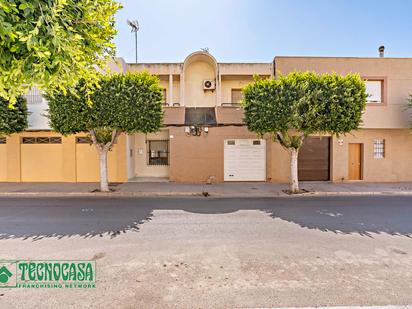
76 137 92 144
49 137 62 144
36 137 50 144
22 137 62 144
147 140 169 166
231 89 244 104
373 139 385 159
0 137 6 144
22 137 36 144
365 80 382 103
253 140 261 145
227 140 235 145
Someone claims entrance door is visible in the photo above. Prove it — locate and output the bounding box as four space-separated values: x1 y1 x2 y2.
348 143 363 180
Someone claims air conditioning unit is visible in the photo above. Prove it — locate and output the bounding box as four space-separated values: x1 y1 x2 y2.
203 79 216 90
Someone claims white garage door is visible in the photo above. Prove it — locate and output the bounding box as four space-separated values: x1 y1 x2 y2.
224 139 266 181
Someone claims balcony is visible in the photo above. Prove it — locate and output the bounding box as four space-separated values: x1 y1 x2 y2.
216 104 244 125
163 105 185 125
162 103 245 126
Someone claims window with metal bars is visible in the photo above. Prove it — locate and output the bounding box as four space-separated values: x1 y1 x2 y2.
49 137 61 144
22 137 62 144
76 137 92 144
0 137 6 144
76 136 116 144
147 140 169 166
373 139 385 159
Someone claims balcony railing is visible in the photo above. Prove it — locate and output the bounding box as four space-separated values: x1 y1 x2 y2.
162 103 242 108
162 102 181 107
220 102 241 107
24 87 44 104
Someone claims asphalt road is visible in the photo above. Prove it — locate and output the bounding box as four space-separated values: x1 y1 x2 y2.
0 195 411 238
0 195 412 308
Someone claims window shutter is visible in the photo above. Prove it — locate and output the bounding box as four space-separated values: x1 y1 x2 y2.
231 89 244 103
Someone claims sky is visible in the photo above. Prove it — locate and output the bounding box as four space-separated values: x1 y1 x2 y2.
113 0 412 63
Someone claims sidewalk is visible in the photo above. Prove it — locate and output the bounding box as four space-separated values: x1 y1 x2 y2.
0 181 412 197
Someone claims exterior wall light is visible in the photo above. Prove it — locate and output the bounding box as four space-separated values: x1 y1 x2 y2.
190 126 202 136
184 126 208 136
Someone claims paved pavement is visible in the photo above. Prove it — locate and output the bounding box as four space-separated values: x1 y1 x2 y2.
274 307 412 309
0 196 411 308
0 181 412 197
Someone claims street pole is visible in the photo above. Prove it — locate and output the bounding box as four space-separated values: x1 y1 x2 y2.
127 19 140 64
134 31 138 64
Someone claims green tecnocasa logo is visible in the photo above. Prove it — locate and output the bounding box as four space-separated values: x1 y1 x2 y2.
0 260 96 289
0 266 12 283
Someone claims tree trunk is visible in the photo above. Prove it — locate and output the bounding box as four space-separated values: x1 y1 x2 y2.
98 148 110 192
290 148 299 193
89 129 120 192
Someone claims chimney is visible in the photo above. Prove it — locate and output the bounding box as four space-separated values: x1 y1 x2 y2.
379 46 385 58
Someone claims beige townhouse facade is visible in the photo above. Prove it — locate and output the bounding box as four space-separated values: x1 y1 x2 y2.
1 51 412 183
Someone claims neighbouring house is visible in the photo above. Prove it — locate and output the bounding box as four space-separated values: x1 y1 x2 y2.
1 49 412 183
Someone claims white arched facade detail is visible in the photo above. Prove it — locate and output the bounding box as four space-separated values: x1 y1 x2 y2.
181 51 219 107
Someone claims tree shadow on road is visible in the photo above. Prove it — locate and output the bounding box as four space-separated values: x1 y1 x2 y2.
260 196 412 238
0 195 411 240
0 197 155 240
179 195 412 238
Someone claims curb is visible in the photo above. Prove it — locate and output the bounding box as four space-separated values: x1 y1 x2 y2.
0 191 412 198
301 191 412 197
0 191 204 197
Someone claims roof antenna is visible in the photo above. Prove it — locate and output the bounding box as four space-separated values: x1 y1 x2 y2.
127 19 140 63
200 47 209 53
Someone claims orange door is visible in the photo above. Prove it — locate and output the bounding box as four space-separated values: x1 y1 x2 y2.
348 143 362 180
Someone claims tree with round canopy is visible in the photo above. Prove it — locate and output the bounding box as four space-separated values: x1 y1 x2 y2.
47 72 164 192
242 71 366 193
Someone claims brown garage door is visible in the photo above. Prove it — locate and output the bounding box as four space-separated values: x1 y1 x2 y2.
298 137 330 181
